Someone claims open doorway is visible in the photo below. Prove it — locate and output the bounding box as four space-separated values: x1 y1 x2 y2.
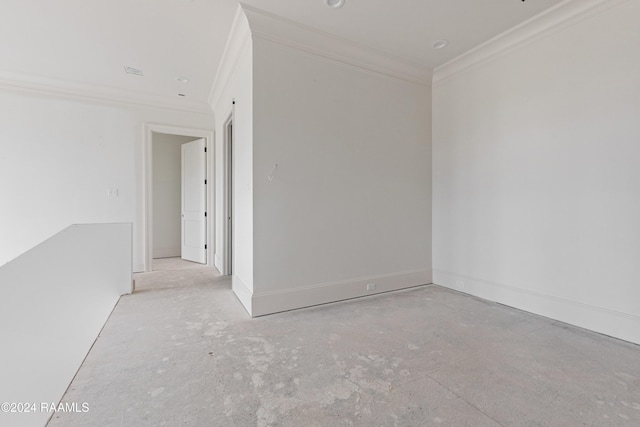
143 124 214 272
151 133 205 270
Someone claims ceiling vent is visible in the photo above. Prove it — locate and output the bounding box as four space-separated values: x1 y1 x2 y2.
124 66 144 76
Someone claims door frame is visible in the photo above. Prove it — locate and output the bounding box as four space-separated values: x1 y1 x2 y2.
223 113 234 276
143 124 214 272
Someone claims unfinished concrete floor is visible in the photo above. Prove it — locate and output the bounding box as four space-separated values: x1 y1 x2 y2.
48 259 640 426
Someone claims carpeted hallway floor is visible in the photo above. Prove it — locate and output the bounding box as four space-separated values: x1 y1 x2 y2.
48 259 640 426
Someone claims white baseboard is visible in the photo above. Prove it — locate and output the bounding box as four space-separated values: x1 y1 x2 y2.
153 248 180 259
133 263 145 273
214 254 223 273
433 269 640 345
250 269 432 317
232 276 253 316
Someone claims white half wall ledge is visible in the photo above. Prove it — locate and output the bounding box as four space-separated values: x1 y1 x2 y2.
433 269 640 346
0 223 132 427
246 269 432 317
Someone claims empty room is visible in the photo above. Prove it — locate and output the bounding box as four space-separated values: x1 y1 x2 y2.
1 0 639 426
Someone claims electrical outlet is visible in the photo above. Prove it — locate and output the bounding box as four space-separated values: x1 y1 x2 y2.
456 280 465 289
107 188 119 197
366 283 376 291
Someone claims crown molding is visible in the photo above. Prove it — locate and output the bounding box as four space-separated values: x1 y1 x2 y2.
433 0 629 86
240 4 431 87
0 70 214 115
209 5 252 110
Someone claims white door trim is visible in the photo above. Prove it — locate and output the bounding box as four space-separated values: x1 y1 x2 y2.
143 123 214 272
223 112 234 276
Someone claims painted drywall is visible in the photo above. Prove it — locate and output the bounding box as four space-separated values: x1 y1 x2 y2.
251 37 432 314
152 133 199 259
212 10 254 305
0 223 131 427
0 89 213 271
432 0 640 344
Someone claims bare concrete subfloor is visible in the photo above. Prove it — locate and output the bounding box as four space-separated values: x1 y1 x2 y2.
49 259 640 426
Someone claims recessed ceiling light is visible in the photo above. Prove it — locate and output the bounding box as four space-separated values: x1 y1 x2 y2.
431 39 449 49
325 0 344 9
124 66 143 76
176 76 189 83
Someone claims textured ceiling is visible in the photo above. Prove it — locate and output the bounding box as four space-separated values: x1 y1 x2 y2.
0 0 563 109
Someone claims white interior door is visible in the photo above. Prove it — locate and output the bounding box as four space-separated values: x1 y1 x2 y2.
181 138 206 264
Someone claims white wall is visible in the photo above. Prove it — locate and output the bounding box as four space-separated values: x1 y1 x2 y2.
152 133 199 259
0 89 213 271
0 223 131 427
211 10 254 308
432 0 640 344
251 38 432 315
